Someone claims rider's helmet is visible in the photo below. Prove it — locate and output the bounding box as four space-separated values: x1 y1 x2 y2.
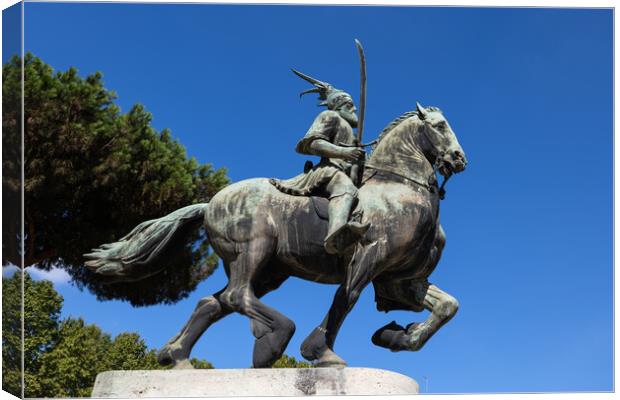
292 69 354 111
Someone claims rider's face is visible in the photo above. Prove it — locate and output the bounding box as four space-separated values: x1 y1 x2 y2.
337 101 358 128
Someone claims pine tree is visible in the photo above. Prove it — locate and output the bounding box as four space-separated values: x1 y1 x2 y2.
2 54 229 305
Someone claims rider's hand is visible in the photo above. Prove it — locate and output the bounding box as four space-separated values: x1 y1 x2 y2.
341 147 365 162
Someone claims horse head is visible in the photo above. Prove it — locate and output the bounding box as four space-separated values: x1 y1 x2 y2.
414 102 467 178
368 104 467 190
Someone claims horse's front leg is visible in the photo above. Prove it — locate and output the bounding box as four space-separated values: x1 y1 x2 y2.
300 243 379 367
406 283 459 350
373 283 459 352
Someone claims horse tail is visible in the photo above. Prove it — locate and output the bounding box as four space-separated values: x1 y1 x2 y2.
84 203 208 281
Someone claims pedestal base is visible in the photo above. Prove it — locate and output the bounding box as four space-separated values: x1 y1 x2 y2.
91 367 419 397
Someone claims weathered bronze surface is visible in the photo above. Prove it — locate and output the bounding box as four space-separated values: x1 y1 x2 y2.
84 41 468 369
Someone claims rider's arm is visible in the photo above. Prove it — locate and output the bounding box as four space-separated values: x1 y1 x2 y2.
307 139 363 162
296 111 364 162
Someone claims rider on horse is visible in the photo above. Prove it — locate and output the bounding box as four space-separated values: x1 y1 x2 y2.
270 70 370 255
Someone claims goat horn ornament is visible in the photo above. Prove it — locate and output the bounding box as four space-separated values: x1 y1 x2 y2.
291 68 333 100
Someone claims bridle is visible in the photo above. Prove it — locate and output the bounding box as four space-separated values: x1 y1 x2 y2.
420 117 455 200
364 113 454 200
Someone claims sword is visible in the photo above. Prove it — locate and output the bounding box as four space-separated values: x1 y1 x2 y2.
350 38 367 187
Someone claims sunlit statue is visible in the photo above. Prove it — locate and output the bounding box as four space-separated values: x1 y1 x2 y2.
85 40 468 369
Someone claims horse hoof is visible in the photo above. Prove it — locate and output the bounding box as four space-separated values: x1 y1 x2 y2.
405 322 428 352
314 349 347 368
372 321 409 352
171 359 195 370
300 327 327 361
158 344 190 367
157 347 174 366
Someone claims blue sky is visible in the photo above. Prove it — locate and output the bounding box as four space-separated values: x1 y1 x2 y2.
4 2 613 394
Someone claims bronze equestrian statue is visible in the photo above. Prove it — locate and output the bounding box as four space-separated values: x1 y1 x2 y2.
84 44 468 369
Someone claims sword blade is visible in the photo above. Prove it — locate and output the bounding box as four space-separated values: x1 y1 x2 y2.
355 38 367 144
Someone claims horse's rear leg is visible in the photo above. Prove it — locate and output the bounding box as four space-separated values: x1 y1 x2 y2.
157 270 289 369
372 283 459 352
158 289 230 369
219 241 296 368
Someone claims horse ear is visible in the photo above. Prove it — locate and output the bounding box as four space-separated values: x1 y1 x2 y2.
416 102 428 119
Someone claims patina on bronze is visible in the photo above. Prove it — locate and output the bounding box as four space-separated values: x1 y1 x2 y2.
84 41 468 369
270 65 370 256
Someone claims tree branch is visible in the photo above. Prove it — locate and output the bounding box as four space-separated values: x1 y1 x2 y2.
3 223 21 268
23 249 58 269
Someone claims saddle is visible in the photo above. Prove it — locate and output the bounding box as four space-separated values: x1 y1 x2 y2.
310 196 329 220
289 160 361 222
310 196 365 226
302 160 328 221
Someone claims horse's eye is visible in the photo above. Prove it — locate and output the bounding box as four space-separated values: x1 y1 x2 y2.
436 122 447 130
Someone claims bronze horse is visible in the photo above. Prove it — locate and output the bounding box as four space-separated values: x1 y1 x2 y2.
85 103 467 368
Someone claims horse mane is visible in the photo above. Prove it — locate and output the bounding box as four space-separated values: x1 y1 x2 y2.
371 106 442 153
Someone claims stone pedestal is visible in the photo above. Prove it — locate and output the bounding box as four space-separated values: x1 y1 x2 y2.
91 367 419 397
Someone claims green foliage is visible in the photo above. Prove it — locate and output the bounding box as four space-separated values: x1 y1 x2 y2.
2 271 25 397
271 354 313 368
2 55 22 273
1 272 214 397
2 54 229 305
105 332 162 371
36 318 112 397
190 358 214 369
23 273 64 397
3 271 66 397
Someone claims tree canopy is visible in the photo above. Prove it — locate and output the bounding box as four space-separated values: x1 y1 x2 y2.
2 272 213 398
2 54 229 305
271 354 313 368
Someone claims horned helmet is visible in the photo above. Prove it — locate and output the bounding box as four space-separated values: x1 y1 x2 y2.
292 69 354 111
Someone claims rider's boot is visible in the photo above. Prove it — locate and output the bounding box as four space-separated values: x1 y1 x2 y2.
324 193 370 255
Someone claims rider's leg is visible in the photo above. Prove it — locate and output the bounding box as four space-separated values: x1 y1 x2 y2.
158 289 230 369
324 172 370 255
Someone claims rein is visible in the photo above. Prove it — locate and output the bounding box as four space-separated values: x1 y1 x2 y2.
365 120 452 200
364 162 450 200
434 162 451 200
